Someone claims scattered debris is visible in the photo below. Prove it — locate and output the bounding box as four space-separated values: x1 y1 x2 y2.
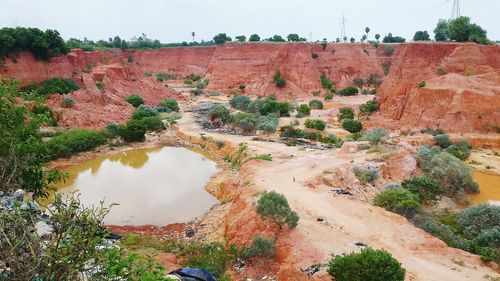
331 189 352 195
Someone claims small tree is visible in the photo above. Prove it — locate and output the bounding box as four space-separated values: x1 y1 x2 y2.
125 94 144 107
308 99 324 109
273 71 286 88
242 237 275 259
350 37 355 43
434 19 449 41
208 104 231 127
213 33 232 44
374 189 420 218
256 191 299 230
121 120 146 142
337 107 354 121
375 34 381 42
365 27 371 38
235 35 246 42
342 119 362 133
328 248 405 281
304 119 326 131
402 176 444 204
249 34 261 42
413 30 431 41
296 104 311 117
321 39 328 50
230 95 252 111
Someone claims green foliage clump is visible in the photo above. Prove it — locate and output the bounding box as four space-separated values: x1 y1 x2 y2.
363 127 388 144
418 81 426 88
383 44 395 56
353 165 379 183
446 140 471 160
268 35 286 42
256 191 299 230
358 100 378 118
125 94 144 107
138 116 165 131
325 91 334 100
230 95 252 111
213 33 232 44
337 86 359 96
382 34 406 43
249 34 261 42
458 204 500 237
402 176 444 204
61 97 74 108
235 35 246 42
257 115 279 133
374 188 420 218
156 72 175 82
337 107 354 121
241 237 275 260
296 104 311 117
22 77 80 97
156 98 179 113
434 134 451 148
342 119 362 133
132 105 158 120
448 16 489 44
208 104 231 127
308 99 324 110
120 119 146 142
320 74 334 89
273 71 286 88
304 119 326 131
46 129 108 159
0 27 68 60
144 72 153 77
413 30 431 41
328 247 405 281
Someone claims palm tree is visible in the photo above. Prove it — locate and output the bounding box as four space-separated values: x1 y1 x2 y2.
365 27 370 39
375 34 381 43
343 36 348 43
361 34 367 42
191 32 195 43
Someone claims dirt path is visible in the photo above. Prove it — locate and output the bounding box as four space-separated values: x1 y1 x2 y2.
177 97 499 281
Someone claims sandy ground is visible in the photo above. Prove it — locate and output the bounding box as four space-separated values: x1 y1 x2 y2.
174 96 500 281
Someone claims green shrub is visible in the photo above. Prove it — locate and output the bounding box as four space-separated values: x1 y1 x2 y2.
458 204 500 237
156 72 175 82
325 91 334 100
106 123 121 137
337 107 354 121
402 176 444 204
374 189 420 218
185 242 230 278
328 248 405 281
342 119 362 133
296 104 310 117
61 97 74 108
237 117 257 133
31 104 51 115
309 99 324 109
22 77 79 97
46 129 107 159
144 72 152 77
256 191 299 230
383 44 395 55
320 74 334 89
208 104 231 127
186 74 201 81
359 100 378 118
363 127 388 144
157 99 179 113
190 88 203 95
257 115 279 133
337 86 358 96
125 94 144 107
120 119 146 142
239 84 246 90
230 95 252 111
418 81 426 88
139 116 165 131
446 140 471 160
304 119 326 131
273 71 286 88
353 165 379 183
421 220 458 246
95 81 104 92
241 237 275 260
132 105 158 120
434 134 451 148
311 53 318 59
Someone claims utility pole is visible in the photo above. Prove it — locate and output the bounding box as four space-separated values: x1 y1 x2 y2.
450 0 460 19
340 14 347 42
309 31 313 43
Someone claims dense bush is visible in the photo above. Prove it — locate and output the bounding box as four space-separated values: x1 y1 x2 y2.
342 119 362 133
156 99 179 113
308 99 324 109
256 191 299 230
304 119 326 131
320 74 334 89
337 107 354 121
208 104 231 127
402 176 444 204
413 30 431 41
120 119 146 142
448 16 489 44
363 127 389 144
434 134 451 148
296 104 311 117
353 165 379 183
458 204 500 237
213 33 232 44
383 33 406 43
249 34 261 42
22 78 80 97
337 86 359 96
257 115 279 133
132 105 158 120
328 248 405 281
61 97 74 108
125 94 144 107
185 242 231 278
273 71 286 88
46 129 108 159
374 189 420 218
446 140 471 160
241 237 275 260
138 116 164 131
230 95 252 111
325 91 334 100
359 100 378 118
0 27 68 60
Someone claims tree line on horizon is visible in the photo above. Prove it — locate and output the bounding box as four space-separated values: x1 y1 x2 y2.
0 16 491 62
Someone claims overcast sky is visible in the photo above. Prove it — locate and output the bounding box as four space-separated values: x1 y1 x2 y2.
0 0 498 42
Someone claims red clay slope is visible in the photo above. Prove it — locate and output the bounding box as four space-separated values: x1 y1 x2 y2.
1 43 499 133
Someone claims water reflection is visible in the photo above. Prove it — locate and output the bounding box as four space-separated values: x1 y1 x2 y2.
54 147 220 226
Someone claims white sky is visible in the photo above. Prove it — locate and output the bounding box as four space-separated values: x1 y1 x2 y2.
0 0 498 42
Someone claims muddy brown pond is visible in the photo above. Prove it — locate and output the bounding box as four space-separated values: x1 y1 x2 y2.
53 147 220 226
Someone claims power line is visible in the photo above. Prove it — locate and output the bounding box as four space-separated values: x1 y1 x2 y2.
450 0 461 19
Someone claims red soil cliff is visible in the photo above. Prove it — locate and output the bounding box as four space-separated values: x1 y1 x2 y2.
1 43 499 133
